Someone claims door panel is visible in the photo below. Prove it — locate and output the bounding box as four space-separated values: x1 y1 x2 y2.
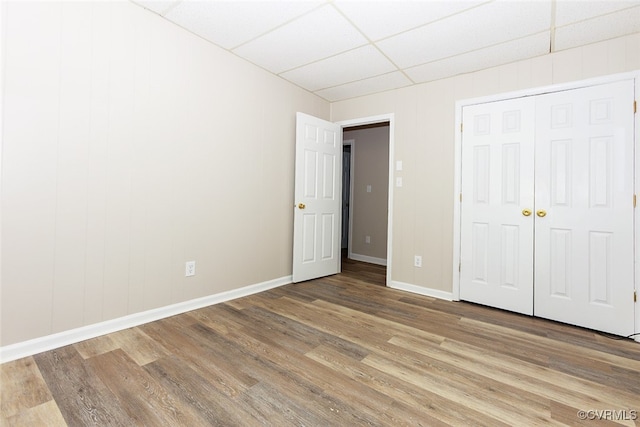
534 80 635 336
293 113 342 283
460 98 535 315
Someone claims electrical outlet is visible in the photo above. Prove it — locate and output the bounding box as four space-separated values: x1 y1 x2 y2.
414 255 422 268
185 261 196 277
365 235 371 244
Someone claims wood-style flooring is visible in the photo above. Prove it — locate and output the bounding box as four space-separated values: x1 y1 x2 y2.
2 258 639 426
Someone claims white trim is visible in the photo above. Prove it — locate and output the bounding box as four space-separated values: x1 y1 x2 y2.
337 114 395 287
0 1 5 336
635 75 640 343
349 253 387 266
452 98 463 302
0 275 292 363
453 70 640 341
389 280 454 301
459 71 640 107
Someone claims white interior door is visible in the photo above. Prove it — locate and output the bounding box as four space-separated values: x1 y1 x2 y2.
534 80 635 336
293 112 342 283
459 98 536 315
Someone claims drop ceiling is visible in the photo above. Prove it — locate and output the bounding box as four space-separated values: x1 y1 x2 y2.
132 0 640 102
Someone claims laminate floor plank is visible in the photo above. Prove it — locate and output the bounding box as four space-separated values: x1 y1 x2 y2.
0 357 51 418
143 355 259 426
139 319 259 397
393 334 637 416
436 339 639 410
86 349 208 426
72 334 120 360
33 346 132 426
106 327 171 366
2 399 67 427
304 343 510 427
186 323 381 427
195 315 407 426
549 355 640 396
198 303 324 356
3 258 639 426
362 351 563 427
459 317 640 371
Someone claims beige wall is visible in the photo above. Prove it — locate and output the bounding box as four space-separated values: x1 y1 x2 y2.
0 1 329 346
343 125 389 261
331 32 640 294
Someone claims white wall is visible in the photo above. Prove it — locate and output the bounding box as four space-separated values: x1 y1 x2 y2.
0 1 329 346
331 33 640 297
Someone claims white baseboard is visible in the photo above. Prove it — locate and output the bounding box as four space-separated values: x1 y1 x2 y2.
0 275 292 364
348 253 387 266
388 280 454 301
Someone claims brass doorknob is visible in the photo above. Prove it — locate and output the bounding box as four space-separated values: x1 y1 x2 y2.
298 203 306 209
536 209 547 218
522 209 532 217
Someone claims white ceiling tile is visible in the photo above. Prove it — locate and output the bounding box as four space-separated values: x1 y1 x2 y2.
555 5 640 50
406 32 550 83
280 45 396 91
233 4 368 74
315 71 411 102
130 0 640 101
132 0 182 15
555 1 640 26
334 0 487 41
164 1 323 49
377 0 551 68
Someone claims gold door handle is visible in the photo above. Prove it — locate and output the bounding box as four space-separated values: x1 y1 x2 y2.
298 203 306 210
522 209 532 217
536 209 547 218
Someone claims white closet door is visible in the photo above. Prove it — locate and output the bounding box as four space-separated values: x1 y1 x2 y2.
534 80 635 337
460 98 536 315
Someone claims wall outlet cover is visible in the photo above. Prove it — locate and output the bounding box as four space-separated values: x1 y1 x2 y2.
185 261 196 277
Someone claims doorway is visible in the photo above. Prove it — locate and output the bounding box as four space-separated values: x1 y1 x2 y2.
339 119 392 285
293 112 394 286
341 141 353 251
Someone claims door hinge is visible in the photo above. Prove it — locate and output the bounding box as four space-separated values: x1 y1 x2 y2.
459 193 462 202
634 100 637 114
634 290 637 303
459 261 461 272
460 122 463 132
634 194 637 208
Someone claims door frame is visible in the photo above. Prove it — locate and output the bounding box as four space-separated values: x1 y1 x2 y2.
342 139 355 256
337 114 394 287
452 70 639 341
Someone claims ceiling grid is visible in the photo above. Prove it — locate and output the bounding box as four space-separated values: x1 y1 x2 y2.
132 0 640 101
